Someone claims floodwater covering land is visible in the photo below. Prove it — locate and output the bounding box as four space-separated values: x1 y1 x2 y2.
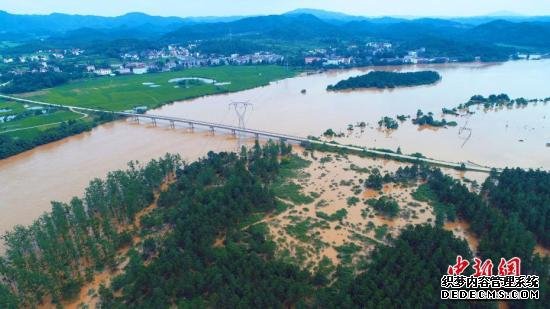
0 60 549 238
263 148 486 269
153 60 550 170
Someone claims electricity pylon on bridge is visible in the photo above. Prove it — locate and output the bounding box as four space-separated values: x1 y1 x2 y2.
229 101 253 150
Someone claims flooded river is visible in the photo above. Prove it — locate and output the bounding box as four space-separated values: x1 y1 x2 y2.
155 60 550 169
0 60 549 236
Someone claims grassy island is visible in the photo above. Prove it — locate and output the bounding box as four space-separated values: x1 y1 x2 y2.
327 70 441 91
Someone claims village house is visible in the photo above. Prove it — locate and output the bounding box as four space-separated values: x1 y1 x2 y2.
94 68 113 76
132 66 149 74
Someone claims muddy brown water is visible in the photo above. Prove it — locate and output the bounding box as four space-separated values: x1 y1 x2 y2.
1 60 549 239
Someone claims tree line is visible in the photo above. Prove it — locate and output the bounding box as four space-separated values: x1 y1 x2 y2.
423 167 550 308
0 72 73 94
482 168 550 247
0 154 180 307
1 143 548 308
0 113 118 160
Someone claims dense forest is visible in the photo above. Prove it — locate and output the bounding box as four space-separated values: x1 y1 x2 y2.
317 225 474 308
327 70 441 91
1 144 548 308
0 153 180 307
0 71 73 94
482 168 550 247
423 167 550 307
0 113 117 160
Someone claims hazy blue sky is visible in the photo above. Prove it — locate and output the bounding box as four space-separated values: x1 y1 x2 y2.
1 0 549 17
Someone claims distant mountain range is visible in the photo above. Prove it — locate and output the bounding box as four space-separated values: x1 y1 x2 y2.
1 9 550 51
0 10 244 39
162 13 550 50
1 8 550 35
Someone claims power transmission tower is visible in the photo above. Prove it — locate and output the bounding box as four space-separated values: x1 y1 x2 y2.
458 114 472 148
229 101 253 150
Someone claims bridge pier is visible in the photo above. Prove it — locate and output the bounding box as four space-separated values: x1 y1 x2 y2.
231 129 236 136
255 133 259 140
170 121 175 129
210 126 215 134
152 118 157 126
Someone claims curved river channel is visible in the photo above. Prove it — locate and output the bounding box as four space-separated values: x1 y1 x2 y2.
1 60 549 237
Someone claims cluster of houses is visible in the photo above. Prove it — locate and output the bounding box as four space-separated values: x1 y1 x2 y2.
5 41 549 81
302 41 550 67
2 48 84 65
304 56 352 66
87 44 285 76
133 44 285 66
86 63 151 76
516 53 543 60
86 51 284 77
303 43 453 67
303 47 352 66
1 48 85 75
1 43 285 78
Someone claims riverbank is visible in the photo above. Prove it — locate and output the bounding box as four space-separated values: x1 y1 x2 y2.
0 65 297 159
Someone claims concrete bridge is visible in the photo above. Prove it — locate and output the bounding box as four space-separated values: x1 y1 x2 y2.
0 94 494 173
0 94 306 141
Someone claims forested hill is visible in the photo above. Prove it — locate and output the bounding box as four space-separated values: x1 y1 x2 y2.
468 20 550 48
162 14 342 41
0 11 187 38
162 14 550 49
2 9 550 52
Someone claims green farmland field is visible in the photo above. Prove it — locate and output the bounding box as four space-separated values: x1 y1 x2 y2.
31 65 296 111
1 110 82 131
0 100 26 115
0 99 84 139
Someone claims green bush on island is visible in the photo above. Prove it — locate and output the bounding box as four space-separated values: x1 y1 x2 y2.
377 116 399 130
366 196 400 218
442 107 459 115
457 93 549 110
460 93 511 109
323 128 336 137
396 114 409 122
365 168 385 190
322 128 344 138
316 209 348 222
412 109 456 128
327 70 441 91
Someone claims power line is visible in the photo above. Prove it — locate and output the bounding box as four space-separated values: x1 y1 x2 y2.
229 101 253 150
